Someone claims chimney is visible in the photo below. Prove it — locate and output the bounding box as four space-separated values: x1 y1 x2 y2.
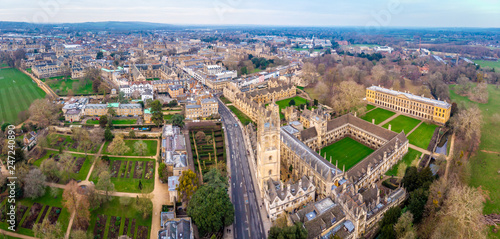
384 151 387 160
372 119 375 124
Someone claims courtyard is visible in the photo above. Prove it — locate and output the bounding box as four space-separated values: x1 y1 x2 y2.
319 137 375 171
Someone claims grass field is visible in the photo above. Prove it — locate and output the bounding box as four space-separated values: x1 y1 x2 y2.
320 137 374 171
361 108 396 124
103 140 157 156
46 78 93 96
273 96 309 119
87 196 152 239
0 188 71 237
220 96 232 104
383 115 421 134
228 105 254 125
112 119 137 125
450 85 500 238
407 123 438 149
92 157 155 193
473 60 500 72
46 133 100 153
0 68 46 124
385 148 422 176
366 104 376 111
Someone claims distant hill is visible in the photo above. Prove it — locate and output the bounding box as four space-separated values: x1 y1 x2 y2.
0 21 183 31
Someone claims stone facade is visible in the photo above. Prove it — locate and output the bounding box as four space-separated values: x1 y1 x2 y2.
366 85 451 124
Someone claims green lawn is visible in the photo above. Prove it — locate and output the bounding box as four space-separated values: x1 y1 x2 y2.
103 140 157 156
383 115 421 134
45 78 93 96
33 149 93 181
87 196 152 239
228 105 254 125
91 157 155 193
361 108 396 124
366 104 376 111
275 96 308 110
320 137 374 171
0 68 46 124
112 119 137 125
0 188 71 237
449 85 500 225
473 60 500 72
163 114 174 120
385 148 422 176
407 123 438 149
220 96 232 104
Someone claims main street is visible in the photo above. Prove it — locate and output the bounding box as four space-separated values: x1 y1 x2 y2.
218 99 266 239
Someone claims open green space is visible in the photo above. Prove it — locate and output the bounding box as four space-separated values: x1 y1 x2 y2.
319 137 374 171
473 60 500 72
366 104 376 111
361 108 396 124
220 96 232 104
45 78 93 96
87 196 152 239
0 187 71 237
228 105 254 125
103 140 157 156
33 149 93 181
385 148 422 176
383 115 421 134
46 133 100 153
112 119 137 125
163 114 174 120
0 68 46 124
407 123 438 149
273 96 309 119
450 84 500 227
91 157 155 193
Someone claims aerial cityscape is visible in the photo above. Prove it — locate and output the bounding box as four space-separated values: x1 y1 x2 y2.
0 1 499 239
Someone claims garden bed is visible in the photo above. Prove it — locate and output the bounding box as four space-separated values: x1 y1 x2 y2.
21 203 42 229
110 160 122 178
47 207 62 224
93 215 106 239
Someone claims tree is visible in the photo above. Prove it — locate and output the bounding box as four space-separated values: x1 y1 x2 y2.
59 153 75 183
70 230 93 239
33 219 63 239
90 128 105 148
104 128 114 141
129 130 136 138
455 76 473 95
394 211 416 239
288 99 296 106
187 183 234 235
131 90 141 99
402 166 434 193
150 100 164 126
96 51 104 60
29 99 59 127
330 81 365 114
63 181 90 229
1 123 10 132
379 206 401 239
407 188 428 223
269 223 308 239
133 141 148 156
195 131 206 142
169 114 185 128
96 171 115 201
176 169 199 202
107 107 117 117
107 134 130 155
99 115 108 128
23 169 46 199
135 194 153 219
40 158 59 181
431 184 487 239
451 106 482 142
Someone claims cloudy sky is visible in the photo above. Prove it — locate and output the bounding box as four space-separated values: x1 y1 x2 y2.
1 0 499 27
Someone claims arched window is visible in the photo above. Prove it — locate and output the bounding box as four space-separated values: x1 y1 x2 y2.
269 170 272 175
269 156 272 161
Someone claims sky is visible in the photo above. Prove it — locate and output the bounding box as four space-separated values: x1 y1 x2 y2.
1 0 499 28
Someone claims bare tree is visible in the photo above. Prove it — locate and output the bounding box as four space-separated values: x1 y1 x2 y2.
131 90 141 99
330 80 366 115
96 171 115 201
451 106 482 143
28 99 59 127
23 169 47 199
107 134 130 155
134 141 148 156
63 181 90 229
394 211 416 239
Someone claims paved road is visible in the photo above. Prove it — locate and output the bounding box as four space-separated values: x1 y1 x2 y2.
218 100 266 239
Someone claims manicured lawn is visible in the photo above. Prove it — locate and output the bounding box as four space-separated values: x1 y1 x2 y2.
473 59 500 72
383 115 421 134
0 188 71 237
450 85 500 226
320 137 374 171
45 77 93 96
163 114 174 120
33 149 93 181
103 140 158 156
87 119 99 124
0 68 46 124
87 196 152 239
361 108 396 124
385 148 422 176
366 104 376 111
228 105 254 125
91 157 155 193
275 96 308 111
112 119 137 125
220 96 232 104
407 123 438 149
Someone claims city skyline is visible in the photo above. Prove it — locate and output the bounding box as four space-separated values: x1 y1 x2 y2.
1 0 499 28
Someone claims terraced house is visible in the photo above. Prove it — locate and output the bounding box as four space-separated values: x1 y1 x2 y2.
366 85 451 124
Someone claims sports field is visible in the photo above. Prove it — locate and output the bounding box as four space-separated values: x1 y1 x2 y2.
361 108 396 124
320 137 374 171
407 123 438 149
0 68 46 124
383 115 421 134
473 60 500 72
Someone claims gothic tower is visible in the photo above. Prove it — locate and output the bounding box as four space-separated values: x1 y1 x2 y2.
256 101 281 195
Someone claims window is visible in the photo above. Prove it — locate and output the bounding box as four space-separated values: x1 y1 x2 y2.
269 170 272 175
